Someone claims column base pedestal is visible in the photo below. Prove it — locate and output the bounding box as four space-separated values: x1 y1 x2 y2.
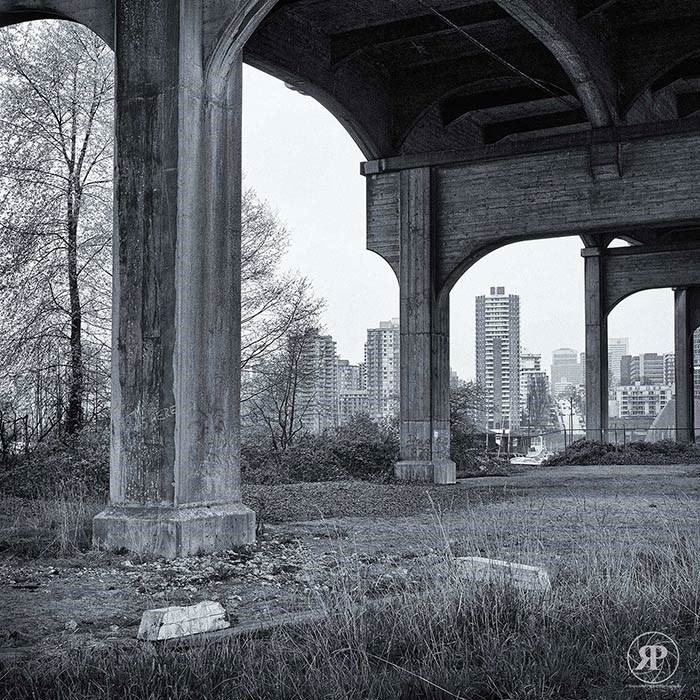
93 502 256 559
394 459 456 484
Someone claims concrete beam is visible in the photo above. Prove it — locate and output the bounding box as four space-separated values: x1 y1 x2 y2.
363 120 700 293
494 0 616 126
603 244 700 314
395 168 455 484
392 42 569 153
329 4 509 66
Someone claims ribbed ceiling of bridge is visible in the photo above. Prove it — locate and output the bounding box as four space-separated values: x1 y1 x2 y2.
245 0 700 158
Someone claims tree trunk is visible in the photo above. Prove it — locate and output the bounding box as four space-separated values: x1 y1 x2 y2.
65 178 84 435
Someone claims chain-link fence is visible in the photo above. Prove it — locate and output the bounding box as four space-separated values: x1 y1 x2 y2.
478 426 696 458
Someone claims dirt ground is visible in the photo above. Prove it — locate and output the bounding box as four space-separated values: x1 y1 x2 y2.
1 463 698 659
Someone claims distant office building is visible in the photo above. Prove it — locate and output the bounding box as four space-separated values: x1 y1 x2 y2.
338 390 370 424
297 332 339 433
620 355 631 385
620 353 665 386
337 359 367 425
608 337 630 386
551 348 581 397
475 287 520 430
614 382 672 418
663 353 675 387
520 351 547 410
365 318 400 421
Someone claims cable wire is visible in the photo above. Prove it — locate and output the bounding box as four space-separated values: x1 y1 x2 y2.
389 0 579 112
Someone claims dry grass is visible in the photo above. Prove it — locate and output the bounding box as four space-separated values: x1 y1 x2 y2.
0 494 100 558
1 491 699 699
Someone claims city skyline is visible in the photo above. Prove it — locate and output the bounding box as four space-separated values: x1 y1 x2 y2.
247 297 696 435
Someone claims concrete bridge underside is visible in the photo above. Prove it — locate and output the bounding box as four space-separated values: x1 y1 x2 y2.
1 0 699 556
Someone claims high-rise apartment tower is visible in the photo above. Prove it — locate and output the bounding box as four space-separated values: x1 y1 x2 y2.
475 287 520 430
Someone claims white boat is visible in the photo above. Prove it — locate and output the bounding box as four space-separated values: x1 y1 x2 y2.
510 444 551 466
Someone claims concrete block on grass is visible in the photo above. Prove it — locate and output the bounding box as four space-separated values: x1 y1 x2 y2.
455 556 551 592
137 601 230 641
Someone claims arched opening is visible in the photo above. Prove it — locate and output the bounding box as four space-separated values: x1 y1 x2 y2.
607 237 632 248
239 63 399 477
241 64 397 349
0 5 113 48
606 289 675 443
448 236 585 462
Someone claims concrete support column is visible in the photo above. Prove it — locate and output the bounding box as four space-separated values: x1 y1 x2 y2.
582 247 608 441
93 0 255 557
395 168 456 484
674 287 700 443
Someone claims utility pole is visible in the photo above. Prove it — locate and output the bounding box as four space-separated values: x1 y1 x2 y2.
568 390 575 442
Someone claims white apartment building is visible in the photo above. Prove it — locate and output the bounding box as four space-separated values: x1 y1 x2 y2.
475 287 520 430
614 382 672 418
364 318 400 421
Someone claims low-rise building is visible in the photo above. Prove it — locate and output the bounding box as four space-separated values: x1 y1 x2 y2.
338 390 370 424
614 382 672 418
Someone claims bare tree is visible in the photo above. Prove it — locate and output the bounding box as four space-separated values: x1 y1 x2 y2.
240 188 324 372
522 374 553 432
245 327 321 457
450 379 486 432
0 23 323 449
239 187 324 422
0 21 113 436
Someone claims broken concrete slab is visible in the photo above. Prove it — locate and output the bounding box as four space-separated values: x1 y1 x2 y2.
137 601 230 641
455 556 551 592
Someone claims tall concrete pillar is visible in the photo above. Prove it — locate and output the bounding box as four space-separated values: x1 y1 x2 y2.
674 288 700 443
582 247 608 441
395 168 456 484
93 0 255 558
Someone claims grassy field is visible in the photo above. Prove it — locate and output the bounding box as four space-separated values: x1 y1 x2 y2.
1 463 699 699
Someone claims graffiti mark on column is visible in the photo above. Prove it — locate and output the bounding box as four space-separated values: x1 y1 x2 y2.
405 433 431 460
433 429 449 459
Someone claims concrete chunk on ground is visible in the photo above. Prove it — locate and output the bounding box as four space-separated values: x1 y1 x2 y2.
137 601 230 641
455 556 551 592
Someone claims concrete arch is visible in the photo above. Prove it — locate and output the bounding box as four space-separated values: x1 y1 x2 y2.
243 55 383 160
494 0 616 126
396 76 553 155
365 248 399 285
438 231 582 307
205 0 384 160
438 231 662 310
0 1 114 48
205 0 277 97
604 244 700 315
622 43 700 118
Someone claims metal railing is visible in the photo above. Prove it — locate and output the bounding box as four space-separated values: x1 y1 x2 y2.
494 427 696 454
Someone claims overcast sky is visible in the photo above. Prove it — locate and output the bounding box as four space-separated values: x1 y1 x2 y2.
241 65 675 381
